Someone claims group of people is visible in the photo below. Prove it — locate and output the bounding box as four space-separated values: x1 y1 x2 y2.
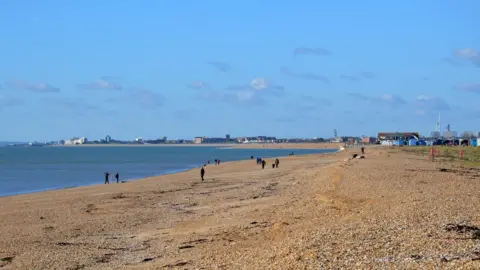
104 172 120 184
200 156 280 181
256 157 280 169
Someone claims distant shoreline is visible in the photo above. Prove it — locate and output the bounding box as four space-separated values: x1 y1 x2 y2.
47 142 343 150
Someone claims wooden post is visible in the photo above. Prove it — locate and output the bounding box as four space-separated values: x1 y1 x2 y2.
430 146 434 162
459 149 463 160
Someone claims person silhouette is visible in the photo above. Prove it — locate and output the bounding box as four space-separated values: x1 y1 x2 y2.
104 172 110 184
200 166 205 181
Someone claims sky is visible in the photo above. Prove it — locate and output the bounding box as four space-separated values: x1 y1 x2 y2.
0 1 479 142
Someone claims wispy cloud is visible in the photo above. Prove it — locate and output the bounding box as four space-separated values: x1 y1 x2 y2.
340 75 359 81
208 61 232 72
415 95 450 114
225 77 284 93
340 71 374 81
359 71 375 79
197 77 283 107
130 88 165 108
78 77 122 90
455 83 480 93
293 47 332 56
100 75 122 80
347 93 406 106
186 81 210 89
347 93 370 100
453 48 480 67
281 67 329 84
6 80 60 93
199 90 267 107
375 94 407 106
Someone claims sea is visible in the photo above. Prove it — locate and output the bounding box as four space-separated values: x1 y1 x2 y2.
0 146 336 197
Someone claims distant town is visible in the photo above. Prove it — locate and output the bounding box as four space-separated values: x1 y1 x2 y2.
5 118 480 148
8 134 336 147
6 126 480 148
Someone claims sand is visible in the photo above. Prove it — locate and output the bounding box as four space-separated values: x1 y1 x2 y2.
1 147 480 269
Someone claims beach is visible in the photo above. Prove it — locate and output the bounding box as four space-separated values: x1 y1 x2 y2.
1 146 480 269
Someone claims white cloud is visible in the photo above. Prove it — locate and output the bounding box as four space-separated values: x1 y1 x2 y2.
6 80 60 93
187 81 210 89
416 95 429 101
453 48 480 66
455 48 478 59
78 79 122 90
378 94 406 105
250 78 269 90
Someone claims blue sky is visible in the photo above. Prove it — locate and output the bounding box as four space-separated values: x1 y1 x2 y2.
1 1 479 141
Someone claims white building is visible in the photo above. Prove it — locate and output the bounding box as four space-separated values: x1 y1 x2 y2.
64 137 87 145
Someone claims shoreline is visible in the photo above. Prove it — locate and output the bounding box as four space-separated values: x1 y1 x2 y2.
0 148 339 198
44 142 343 149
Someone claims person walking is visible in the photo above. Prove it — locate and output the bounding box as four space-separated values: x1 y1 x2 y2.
361 146 365 154
104 172 110 184
261 159 266 169
200 166 205 181
275 158 279 168
115 172 119 183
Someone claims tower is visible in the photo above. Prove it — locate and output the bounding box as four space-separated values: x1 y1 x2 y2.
333 129 338 138
436 113 441 132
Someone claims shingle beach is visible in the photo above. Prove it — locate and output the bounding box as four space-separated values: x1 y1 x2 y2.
1 145 480 269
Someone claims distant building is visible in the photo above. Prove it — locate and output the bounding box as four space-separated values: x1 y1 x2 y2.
430 131 441 138
331 137 342 143
361 136 376 144
443 131 457 138
478 132 480 138
135 137 143 143
203 137 228 143
226 134 231 141
463 131 474 138
193 137 204 144
105 135 112 143
377 132 419 145
65 137 87 145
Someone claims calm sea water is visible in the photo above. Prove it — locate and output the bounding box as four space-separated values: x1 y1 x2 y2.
0 146 335 196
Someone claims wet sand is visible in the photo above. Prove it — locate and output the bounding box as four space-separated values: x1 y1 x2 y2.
1 147 480 269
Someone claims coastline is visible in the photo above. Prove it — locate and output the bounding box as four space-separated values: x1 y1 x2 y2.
49 142 343 149
0 147 339 198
